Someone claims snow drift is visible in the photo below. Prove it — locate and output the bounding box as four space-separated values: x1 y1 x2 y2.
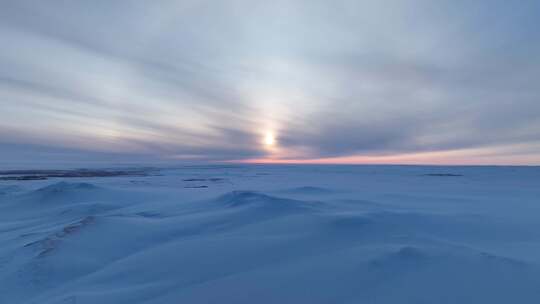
1 165 540 303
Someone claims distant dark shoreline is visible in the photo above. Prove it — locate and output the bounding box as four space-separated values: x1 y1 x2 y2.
0 169 151 181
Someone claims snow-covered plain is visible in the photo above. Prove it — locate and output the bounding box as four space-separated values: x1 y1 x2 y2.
1 165 540 303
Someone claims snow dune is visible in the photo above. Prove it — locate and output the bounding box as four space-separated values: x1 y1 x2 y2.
1 165 540 303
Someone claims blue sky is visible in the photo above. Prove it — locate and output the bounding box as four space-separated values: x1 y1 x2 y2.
1 0 540 165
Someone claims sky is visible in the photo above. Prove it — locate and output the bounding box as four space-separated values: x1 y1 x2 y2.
1 0 540 166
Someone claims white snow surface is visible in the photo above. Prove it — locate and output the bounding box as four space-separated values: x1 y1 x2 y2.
1 165 540 303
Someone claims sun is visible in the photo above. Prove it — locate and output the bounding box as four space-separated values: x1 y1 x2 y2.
264 132 276 147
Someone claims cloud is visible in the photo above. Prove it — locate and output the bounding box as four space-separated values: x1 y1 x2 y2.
1 1 540 165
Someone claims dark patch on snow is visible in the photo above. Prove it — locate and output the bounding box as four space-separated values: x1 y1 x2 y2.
24 216 96 258
0 175 48 181
422 173 463 177
135 211 163 218
129 180 150 185
479 252 526 267
183 178 224 182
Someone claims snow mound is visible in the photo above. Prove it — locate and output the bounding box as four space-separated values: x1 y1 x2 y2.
2 165 540 303
0 185 23 195
213 191 318 211
20 182 104 204
36 182 100 193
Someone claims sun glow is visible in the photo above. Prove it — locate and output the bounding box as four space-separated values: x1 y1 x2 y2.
264 132 276 147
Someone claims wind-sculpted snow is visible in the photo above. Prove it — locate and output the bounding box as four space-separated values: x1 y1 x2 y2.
24 216 96 258
1 165 540 303
213 191 321 211
0 185 23 195
23 182 105 203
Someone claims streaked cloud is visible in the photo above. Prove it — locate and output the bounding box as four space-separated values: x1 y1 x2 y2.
1 0 539 165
